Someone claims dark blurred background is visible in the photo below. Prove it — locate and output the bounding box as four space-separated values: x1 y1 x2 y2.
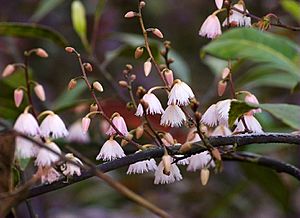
0 0 300 217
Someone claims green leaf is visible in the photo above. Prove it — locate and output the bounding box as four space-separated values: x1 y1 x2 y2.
236 65 298 89
71 0 89 51
0 22 68 47
19 158 31 171
281 0 300 21
202 28 300 81
52 80 88 111
94 0 106 23
259 103 300 130
228 101 257 127
241 163 291 212
30 0 64 22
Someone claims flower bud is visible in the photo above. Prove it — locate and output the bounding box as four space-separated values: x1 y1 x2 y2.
68 79 77 90
124 11 136 18
152 28 164 39
211 148 222 161
200 168 210 186
84 63 93 72
130 74 136 81
118 80 128 88
2 64 15 77
144 61 152 77
65 47 75 53
82 117 91 134
125 64 133 71
135 125 144 139
93 81 104 92
34 84 46 101
221 67 230 79
163 69 174 87
139 1 146 8
134 47 144 59
14 89 24 108
35 48 48 58
162 154 172 175
136 86 147 99
218 80 227 97
121 133 133 146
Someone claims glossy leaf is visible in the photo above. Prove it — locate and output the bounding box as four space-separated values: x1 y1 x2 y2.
202 28 300 80
228 101 256 127
0 22 68 47
71 0 89 50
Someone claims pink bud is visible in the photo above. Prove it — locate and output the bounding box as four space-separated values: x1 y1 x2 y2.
152 28 164 39
215 0 224 9
124 11 136 18
34 84 46 101
144 61 152 77
2 64 15 77
218 80 227 96
35 48 48 58
82 117 91 134
65 47 75 53
14 89 24 107
93 81 104 92
164 69 174 87
221 67 230 79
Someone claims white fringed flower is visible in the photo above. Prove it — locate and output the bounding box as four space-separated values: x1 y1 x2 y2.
201 104 218 127
127 158 157 175
40 113 68 138
199 14 222 39
211 125 232 137
187 151 215 172
177 157 190 166
167 80 194 106
66 120 90 143
62 153 83 177
106 114 128 136
234 115 263 133
40 167 61 184
35 142 62 167
160 105 186 127
135 93 164 116
201 99 232 127
216 99 232 125
14 137 38 159
96 139 125 161
223 4 251 27
154 160 183 184
14 112 40 136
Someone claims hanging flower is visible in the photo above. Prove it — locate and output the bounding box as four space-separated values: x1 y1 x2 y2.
40 112 68 139
62 153 83 177
35 141 62 167
96 138 125 161
154 160 183 184
67 120 91 143
127 158 157 175
223 4 251 27
106 114 129 136
234 115 263 133
199 14 222 39
187 151 215 172
167 80 194 106
14 137 38 159
135 93 164 116
14 112 40 136
39 167 61 184
160 104 186 127
215 0 224 9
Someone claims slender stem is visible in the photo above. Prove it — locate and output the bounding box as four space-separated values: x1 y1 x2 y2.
137 4 168 86
24 55 37 118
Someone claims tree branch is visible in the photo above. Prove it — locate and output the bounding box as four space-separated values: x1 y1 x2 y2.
28 133 300 198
